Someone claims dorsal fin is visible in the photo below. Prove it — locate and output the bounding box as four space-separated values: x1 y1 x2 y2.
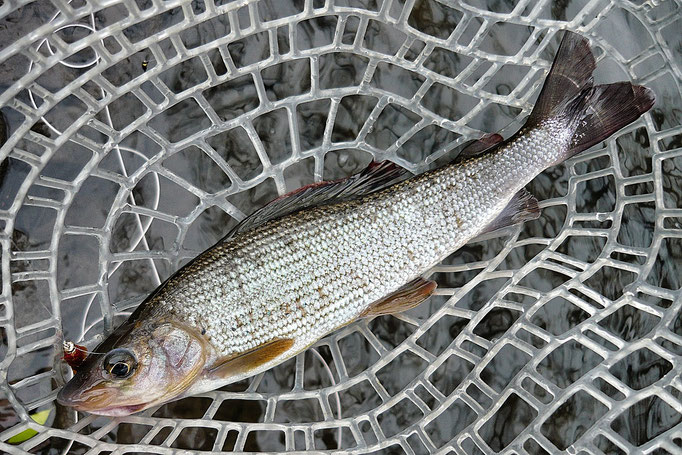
228 160 409 236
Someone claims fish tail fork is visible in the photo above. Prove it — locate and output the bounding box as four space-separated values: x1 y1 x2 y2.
527 31 655 165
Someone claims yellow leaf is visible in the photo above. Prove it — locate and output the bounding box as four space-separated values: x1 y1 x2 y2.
6 409 50 444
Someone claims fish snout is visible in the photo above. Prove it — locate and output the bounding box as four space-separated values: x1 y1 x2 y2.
57 374 111 412
56 391 78 409
56 379 90 410
57 381 146 416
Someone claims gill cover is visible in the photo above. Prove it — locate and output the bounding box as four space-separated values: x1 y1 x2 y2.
57 321 209 416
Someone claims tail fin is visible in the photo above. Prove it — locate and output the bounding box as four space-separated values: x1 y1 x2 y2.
527 31 596 126
527 31 655 159
565 83 654 155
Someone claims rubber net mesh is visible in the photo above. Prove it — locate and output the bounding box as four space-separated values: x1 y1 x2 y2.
0 0 681 453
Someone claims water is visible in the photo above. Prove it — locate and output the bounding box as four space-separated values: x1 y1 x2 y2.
0 0 681 453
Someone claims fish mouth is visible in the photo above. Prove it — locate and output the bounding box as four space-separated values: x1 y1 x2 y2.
57 383 149 416
56 390 148 416
83 402 148 416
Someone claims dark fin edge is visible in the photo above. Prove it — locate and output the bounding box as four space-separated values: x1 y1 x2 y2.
228 161 409 237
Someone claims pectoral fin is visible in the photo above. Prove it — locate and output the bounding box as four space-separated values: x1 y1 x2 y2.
361 278 437 317
209 338 294 379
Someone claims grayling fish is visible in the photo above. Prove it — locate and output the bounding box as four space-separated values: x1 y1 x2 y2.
57 32 654 416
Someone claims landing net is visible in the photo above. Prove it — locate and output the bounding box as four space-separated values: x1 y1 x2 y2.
0 0 681 453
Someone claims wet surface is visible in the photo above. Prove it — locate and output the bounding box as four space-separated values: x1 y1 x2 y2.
0 0 681 453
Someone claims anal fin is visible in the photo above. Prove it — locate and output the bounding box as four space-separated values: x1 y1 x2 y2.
471 189 540 242
361 278 437 318
209 338 294 379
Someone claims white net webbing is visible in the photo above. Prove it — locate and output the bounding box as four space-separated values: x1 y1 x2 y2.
0 0 681 453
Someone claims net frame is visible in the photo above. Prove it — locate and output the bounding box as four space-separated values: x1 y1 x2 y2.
0 0 681 453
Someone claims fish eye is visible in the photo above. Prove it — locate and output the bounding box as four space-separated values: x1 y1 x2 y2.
103 349 137 380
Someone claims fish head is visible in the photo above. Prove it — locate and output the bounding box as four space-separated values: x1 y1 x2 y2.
57 320 210 416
